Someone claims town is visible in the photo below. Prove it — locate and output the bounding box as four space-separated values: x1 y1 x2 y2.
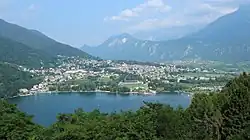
19 56 239 96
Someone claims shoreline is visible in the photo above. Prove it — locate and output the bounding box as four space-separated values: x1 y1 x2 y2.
13 90 193 99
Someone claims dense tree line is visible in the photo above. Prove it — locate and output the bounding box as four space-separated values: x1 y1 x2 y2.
1 73 250 139
0 62 42 98
148 79 188 92
49 75 131 93
0 36 55 68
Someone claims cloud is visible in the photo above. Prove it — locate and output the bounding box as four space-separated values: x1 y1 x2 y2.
105 0 250 34
107 9 138 21
105 0 171 21
191 2 237 15
125 0 240 32
127 18 185 31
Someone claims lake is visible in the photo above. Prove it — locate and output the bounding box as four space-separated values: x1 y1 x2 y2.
8 92 191 126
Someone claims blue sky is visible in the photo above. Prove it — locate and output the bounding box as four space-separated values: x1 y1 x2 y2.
0 0 249 47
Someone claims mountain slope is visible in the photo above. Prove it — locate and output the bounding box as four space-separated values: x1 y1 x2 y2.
133 25 202 41
0 36 54 68
0 62 41 97
82 33 163 61
165 5 250 62
0 19 93 58
82 5 250 62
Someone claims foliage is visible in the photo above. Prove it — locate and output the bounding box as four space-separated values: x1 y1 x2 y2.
148 79 188 92
0 100 43 140
49 73 141 93
0 36 54 68
0 62 42 98
1 73 250 140
0 19 94 59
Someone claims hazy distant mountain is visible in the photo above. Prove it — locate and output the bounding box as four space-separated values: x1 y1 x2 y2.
0 19 93 59
82 5 250 62
81 33 163 61
164 4 250 62
133 25 202 41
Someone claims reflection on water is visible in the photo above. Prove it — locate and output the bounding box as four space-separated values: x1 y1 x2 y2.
8 92 191 126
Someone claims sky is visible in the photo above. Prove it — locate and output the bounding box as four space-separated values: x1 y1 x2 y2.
0 0 249 47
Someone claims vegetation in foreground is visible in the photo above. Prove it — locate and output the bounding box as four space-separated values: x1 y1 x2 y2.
1 73 250 140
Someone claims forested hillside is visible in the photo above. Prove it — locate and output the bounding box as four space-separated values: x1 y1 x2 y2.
0 36 54 68
1 73 250 139
0 19 93 59
0 62 42 98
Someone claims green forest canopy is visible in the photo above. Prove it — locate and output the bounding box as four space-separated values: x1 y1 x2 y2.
0 73 250 140
0 62 42 98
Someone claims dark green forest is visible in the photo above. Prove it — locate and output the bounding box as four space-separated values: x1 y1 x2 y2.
1 73 250 140
0 36 54 68
0 19 94 59
0 62 42 98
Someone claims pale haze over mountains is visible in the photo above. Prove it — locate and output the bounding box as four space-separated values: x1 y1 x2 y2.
0 0 247 46
81 5 250 62
0 0 250 63
132 25 203 41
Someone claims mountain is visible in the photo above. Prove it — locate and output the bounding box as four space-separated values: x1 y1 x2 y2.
0 19 93 59
0 62 41 97
81 33 162 61
82 5 250 62
133 25 202 41
0 36 53 68
162 5 250 62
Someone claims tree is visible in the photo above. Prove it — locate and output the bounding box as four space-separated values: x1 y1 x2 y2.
0 100 42 140
1 73 250 140
118 86 130 92
220 73 250 139
0 62 42 98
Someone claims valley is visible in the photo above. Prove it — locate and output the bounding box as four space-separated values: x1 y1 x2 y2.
1 1 250 140
13 57 241 98
0 7 250 97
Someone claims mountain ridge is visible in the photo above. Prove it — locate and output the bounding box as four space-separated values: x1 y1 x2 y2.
81 6 250 62
0 19 94 59
0 35 54 68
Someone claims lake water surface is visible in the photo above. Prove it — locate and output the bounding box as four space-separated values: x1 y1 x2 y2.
8 92 191 126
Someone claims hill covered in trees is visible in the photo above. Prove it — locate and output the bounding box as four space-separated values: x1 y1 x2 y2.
1 73 250 140
0 62 42 98
0 36 54 68
0 19 98 70
0 19 93 59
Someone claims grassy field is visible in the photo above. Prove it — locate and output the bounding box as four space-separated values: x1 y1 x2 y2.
119 82 148 89
178 83 195 88
99 76 112 83
183 72 225 77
